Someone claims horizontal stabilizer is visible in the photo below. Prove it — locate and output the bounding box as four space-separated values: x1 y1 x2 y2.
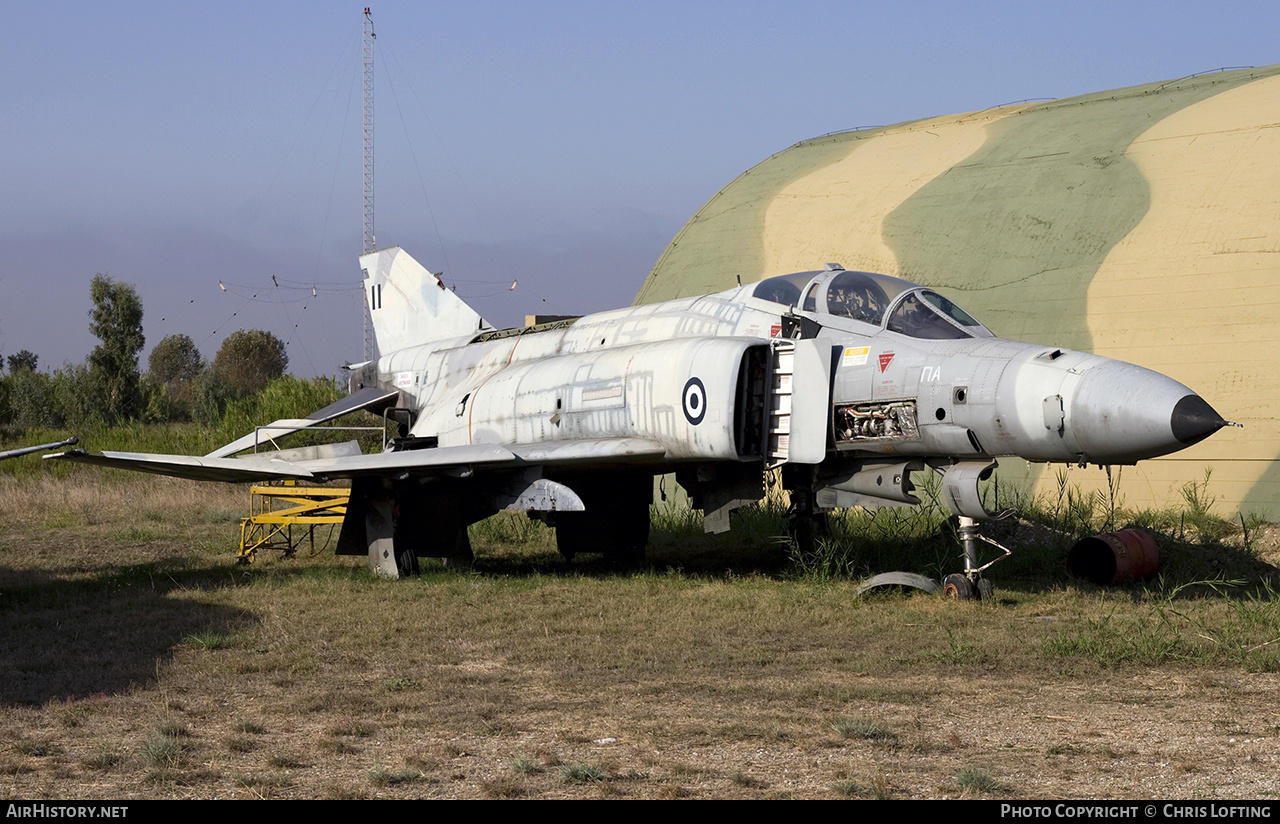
206 386 399 458
300 443 518 477
233 440 362 465
307 385 401 421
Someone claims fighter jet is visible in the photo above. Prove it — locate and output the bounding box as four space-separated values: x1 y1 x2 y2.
50 249 1232 593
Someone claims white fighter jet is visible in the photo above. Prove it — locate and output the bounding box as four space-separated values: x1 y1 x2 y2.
51 248 1232 593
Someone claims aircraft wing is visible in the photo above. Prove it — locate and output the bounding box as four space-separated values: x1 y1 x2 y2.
294 443 522 477
205 386 400 458
506 438 667 465
45 449 323 483
46 437 669 483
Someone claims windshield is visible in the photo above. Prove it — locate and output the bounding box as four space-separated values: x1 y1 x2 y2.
886 290 987 339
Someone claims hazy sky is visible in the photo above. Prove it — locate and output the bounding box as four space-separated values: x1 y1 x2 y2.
2 0 1276 377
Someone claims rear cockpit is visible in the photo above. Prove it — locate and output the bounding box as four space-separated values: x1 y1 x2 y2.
750 265 992 340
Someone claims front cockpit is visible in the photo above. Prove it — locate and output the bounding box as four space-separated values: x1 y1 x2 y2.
750 266 992 340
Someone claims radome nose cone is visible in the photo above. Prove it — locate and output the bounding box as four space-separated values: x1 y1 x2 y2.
1064 360 1226 463
1171 394 1227 446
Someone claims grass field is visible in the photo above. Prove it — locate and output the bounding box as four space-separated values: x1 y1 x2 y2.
1 469 1279 799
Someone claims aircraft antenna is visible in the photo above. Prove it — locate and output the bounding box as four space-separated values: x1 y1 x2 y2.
361 7 376 360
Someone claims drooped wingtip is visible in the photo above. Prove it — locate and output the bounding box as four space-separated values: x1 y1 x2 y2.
1170 395 1229 446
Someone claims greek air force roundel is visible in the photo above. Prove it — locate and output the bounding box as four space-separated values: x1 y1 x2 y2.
682 377 706 425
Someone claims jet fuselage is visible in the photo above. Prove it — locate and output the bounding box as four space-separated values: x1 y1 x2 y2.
368 264 1222 473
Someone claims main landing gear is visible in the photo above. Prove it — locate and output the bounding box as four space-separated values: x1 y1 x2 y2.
786 488 830 554
940 573 994 601
553 498 650 566
551 472 652 567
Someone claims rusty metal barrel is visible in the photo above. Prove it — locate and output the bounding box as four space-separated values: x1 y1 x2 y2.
1067 528 1161 585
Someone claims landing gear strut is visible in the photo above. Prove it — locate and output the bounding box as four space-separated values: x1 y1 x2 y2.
787 488 829 557
943 515 1011 601
856 514 1012 600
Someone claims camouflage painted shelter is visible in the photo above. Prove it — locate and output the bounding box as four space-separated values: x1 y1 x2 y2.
635 65 1280 518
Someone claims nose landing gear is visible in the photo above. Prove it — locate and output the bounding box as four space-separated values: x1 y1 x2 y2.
941 516 1010 601
855 514 1012 601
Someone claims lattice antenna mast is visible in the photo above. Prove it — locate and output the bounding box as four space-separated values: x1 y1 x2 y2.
361 7 376 360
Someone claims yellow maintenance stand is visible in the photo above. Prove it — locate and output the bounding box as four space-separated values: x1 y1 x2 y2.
238 482 350 564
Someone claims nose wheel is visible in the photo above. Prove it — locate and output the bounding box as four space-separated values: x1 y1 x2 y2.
942 572 996 601
941 573 976 600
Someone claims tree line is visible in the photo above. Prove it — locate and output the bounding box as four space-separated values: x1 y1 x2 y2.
0 274 303 433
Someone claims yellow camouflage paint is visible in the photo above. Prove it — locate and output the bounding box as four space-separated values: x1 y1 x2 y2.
1085 72 1280 516
760 108 1028 279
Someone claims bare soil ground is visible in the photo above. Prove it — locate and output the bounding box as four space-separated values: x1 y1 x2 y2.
2 476 1279 800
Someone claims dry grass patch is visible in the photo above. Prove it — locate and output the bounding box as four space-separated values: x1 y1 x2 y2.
234 771 293 789
481 774 527 798
139 734 185 770
81 745 123 770
830 717 897 743
225 736 255 753
956 765 1010 794
833 772 895 799
2 471 1280 797
558 760 606 784
12 738 54 757
368 764 426 787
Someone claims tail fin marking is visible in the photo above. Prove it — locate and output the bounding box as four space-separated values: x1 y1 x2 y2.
359 246 491 355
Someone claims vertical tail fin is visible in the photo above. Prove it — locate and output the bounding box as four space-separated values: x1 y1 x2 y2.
359 247 492 356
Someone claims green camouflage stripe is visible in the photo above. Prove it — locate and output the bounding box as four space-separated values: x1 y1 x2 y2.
885 67 1280 349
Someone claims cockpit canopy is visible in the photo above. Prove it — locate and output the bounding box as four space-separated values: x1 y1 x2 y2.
751 267 992 340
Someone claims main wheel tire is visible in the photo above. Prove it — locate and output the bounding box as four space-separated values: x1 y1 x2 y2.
555 495 650 566
555 513 590 562
603 499 650 567
395 544 421 577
